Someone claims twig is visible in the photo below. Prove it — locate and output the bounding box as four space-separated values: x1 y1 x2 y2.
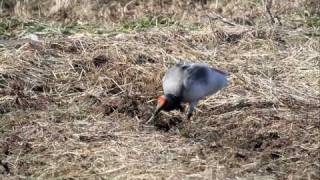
207 14 236 26
275 15 282 26
266 0 275 24
265 0 282 25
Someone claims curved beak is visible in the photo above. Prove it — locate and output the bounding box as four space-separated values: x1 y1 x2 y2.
146 104 163 124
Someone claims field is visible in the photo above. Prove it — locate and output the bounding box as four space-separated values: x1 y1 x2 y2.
0 0 319 179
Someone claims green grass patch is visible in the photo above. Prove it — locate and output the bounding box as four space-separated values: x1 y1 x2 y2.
291 14 320 28
305 15 320 27
119 15 178 32
0 18 64 37
0 16 203 38
0 18 111 38
118 15 202 32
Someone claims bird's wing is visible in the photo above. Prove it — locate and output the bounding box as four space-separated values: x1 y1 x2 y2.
182 64 228 102
181 64 210 101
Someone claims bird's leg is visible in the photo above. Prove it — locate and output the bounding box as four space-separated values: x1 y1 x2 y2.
178 104 185 112
186 102 197 124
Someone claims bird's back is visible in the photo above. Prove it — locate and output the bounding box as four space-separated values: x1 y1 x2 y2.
163 63 229 102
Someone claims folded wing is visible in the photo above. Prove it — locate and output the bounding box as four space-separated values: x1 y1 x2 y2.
182 64 229 102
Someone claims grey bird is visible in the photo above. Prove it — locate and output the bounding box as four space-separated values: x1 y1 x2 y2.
147 62 229 124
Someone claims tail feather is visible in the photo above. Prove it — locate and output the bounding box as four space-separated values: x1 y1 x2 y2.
211 67 230 77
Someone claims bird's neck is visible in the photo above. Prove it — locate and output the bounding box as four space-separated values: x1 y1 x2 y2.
165 94 182 103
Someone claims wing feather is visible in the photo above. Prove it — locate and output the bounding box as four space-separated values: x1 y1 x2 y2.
182 64 228 102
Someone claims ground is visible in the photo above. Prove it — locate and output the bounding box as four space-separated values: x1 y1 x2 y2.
0 0 319 179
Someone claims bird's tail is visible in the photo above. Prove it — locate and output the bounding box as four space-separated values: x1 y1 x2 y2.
211 67 230 77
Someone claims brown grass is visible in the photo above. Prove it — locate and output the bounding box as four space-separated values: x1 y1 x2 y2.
0 0 319 179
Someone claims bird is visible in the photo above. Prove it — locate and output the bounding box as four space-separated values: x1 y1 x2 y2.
147 62 229 124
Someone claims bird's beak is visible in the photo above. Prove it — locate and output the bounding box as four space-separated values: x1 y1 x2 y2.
146 103 164 124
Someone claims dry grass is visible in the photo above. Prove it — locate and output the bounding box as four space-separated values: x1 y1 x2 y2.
0 0 320 179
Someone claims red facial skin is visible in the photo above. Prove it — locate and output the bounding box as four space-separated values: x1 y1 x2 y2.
157 96 167 106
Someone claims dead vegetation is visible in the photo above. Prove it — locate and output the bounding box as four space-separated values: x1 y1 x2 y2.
0 0 319 179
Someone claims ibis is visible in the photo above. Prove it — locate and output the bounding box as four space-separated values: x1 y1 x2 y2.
147 62 229 124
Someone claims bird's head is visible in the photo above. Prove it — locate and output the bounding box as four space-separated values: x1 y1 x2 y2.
147 94 183 124
156 95 181 111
